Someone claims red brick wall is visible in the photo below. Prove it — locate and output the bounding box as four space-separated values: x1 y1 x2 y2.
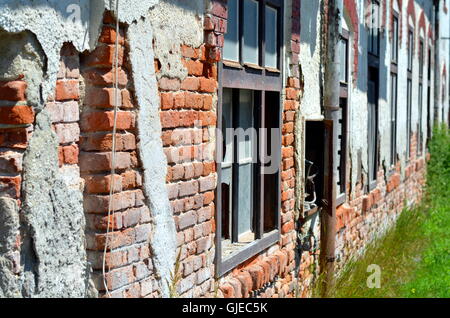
80 13 158 298
335 133 426 271
0 80 32 203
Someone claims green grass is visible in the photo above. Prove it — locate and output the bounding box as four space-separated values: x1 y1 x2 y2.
328 124 450 298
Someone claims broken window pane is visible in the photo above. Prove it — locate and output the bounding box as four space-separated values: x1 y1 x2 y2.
224 0 239 61
265 5 278 68
243 0 259 65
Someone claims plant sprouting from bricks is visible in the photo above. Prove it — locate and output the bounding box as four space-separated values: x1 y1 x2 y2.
167 248 182 298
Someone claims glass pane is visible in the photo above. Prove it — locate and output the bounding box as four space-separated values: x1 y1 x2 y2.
237 90 254 161
221 88 233 240
373 3 379 54
224 0 239 61
392 18 398 62
265 5 278 68
243 0 259 65
222 88 233 164
408 32 413 70
237 89 254 239
419 42 424 77
340 38 348 83
390 74 397 165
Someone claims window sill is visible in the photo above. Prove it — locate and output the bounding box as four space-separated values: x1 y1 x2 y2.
368 180 377 192
223 59 243 70
336 193 346 207
265 67 281 74
216 230 280 277
243 63 265 71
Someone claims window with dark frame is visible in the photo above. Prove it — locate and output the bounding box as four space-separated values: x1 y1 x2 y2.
368 0 380 56
367 0 380 190
390 12 399 167
427 47 432 143
418 39 424 155
406 28 414 159
217 0 283 276
336 30 349 206
391 15 399 64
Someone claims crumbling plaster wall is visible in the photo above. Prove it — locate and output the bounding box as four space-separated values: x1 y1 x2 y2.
0 0 207 298
299 0 323 121
127 0 206 297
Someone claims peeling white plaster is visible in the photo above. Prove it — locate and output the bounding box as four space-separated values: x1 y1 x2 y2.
0 0 102 106
148 0 205 80
127 15 177 298
299 0 323 120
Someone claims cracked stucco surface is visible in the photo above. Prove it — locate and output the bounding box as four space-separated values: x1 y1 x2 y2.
148 0 204 80
128 14 177 298
0 0 206 298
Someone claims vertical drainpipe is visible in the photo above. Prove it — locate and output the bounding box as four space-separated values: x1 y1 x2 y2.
434 0 441 124
320 0 342 297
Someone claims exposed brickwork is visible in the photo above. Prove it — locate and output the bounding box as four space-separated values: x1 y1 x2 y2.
407 0 416 26
335 133 426 272
214 0 304 299
157 7 219 296
79 13 158 298
290 0 301 76
0 78 31 207
0 0 442 299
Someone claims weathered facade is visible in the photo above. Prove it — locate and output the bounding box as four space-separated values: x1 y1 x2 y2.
0 0 448 298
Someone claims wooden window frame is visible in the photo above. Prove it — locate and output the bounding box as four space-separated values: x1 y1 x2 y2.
336 29 350 207
427 46 433 143
367 3 380 191
391 13 399 65
216 0 284 277
406 27 414 160
389 10 399 168
418 38 424 155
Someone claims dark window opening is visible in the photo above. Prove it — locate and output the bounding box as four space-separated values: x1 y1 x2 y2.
390 11 399 167
391 15 399 64
217 0 283 277
368 67 379 189
407 78 413 159
390 73 398 166
406 28 413 160
336 32 349 206
418 39 424 155
368 0 380 57
305 122 325 215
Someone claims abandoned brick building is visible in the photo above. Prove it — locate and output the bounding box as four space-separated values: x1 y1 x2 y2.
0 0 449 298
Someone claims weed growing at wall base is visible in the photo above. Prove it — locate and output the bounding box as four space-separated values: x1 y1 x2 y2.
325 124 450 298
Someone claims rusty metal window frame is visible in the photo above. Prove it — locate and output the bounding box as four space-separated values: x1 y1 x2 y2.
215 0 284 277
